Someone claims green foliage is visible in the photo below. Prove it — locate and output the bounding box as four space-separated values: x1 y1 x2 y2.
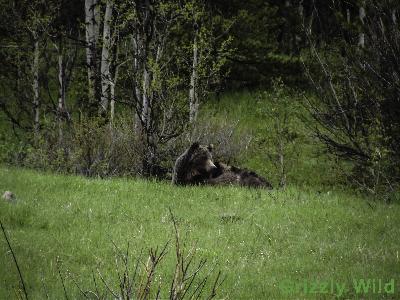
1 167 400 299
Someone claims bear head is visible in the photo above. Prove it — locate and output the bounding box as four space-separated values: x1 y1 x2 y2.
186 142 217 183
172 142 217 185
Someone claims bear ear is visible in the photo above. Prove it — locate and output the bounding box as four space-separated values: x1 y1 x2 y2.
189 142 200 152
207 144 214 152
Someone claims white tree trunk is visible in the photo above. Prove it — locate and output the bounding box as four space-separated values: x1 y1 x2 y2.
85 0 100 102
132 35 143 132
110 62 119 124
57 52 66 113
132 36 142 102
32 37 40 135
393 10 397 25
57 44 66 143
189 33 199 123
142 66 150 130
307 9 314 36
346 8 351 23
110 84 115 124
100 0 113 112
298 2 303 20
359 4 366 47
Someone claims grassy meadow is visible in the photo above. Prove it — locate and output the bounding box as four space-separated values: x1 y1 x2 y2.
1 167 400 299
1 92 400 299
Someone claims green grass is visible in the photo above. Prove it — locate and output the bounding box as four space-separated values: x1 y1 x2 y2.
1 167 400 299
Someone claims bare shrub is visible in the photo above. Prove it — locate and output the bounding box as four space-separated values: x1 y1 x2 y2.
69 118 143 177
1 210 225 299
65 209 225 299
187 116 252 164
304 1 400 195
20 117 143 177
8 112 251 180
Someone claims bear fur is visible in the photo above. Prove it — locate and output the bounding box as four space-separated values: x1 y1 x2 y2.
172 143 272 189
208 162 273 189
172 142 217 185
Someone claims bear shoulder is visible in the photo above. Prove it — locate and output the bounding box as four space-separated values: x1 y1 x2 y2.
172 144 197 184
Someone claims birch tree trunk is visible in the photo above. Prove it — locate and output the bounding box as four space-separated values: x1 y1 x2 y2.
139 1 153 134
393 9 397 25
359 3 366 47
346 8 351 23
307 9 314 36
57 41 66 143
132 36 142 102
110 76 116 124
110 47 119 125
85 0 100 104
141 65 150 130
298 2 303 22
32 36 40 135
189 31 199 123
133 35 143 132
57 51 66 114
134 15 153 135
100 0 113 113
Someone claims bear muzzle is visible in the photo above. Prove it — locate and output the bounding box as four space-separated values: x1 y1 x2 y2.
206 159 217 171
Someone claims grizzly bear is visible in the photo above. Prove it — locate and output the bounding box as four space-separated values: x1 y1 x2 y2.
208 162 273 189
172 143 273 189
172 142 217 185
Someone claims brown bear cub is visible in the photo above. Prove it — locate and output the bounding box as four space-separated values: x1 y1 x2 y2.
172 142 272 189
